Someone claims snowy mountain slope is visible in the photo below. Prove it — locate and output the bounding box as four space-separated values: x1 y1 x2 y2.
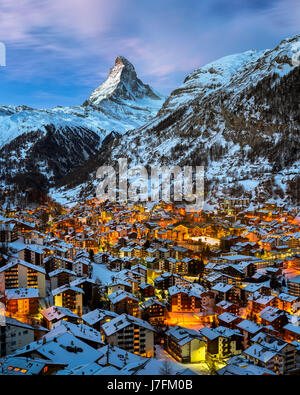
0 57 164 149
0 57 164 197
60 35 300 206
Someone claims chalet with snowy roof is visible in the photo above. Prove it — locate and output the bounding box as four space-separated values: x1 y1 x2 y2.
78 344 144 372
116 268 146 285
244 332 296 374
70 277 97 306
222 260 257 281
217 355 276 375
165 326 206 363
41 306 80 329
247 292 277 318
0 257 46 298
81 309 119 332
18 244 46 267
72 255 91 277
108 290 139 317
44 321 104 349
200 326 243 361
107 279 132 295
220 235 249 252
260 237 277 251
276 293 299 313
258 306 287 332
203 272 231 290
131 264 147 278
52 284 84 316
243 282 271 299
168 284 209 313
236 319 264 348
12 332 100 370
49 268 77 290
211 282 240 304
216 300 239 315
5 287 40 316
154 272 191 290
101 313 155 358
217 312 243 330
44 254 74 274
140 298 167 326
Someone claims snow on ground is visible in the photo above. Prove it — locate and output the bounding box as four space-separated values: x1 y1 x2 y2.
155 345 210 375
92 263 115 285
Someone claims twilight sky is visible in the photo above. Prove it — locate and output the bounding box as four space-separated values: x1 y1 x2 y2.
0 0 299 108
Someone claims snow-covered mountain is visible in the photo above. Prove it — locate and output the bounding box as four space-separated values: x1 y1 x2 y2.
0 57 164 149
0 57 164 198
88 56 162 106
61 35 300 206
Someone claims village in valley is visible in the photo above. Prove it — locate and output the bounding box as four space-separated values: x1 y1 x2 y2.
0 195 300 375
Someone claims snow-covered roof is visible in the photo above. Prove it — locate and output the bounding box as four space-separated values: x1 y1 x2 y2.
102 314 155 337
52 284 84 296
218 312 241 323
5 287 39 300
44 321 104 346
49 268 77 278
0 256 46 274
236 319 263 334
212 282 233 293
41 306 79 322
108 290 138 304
200 326 242 340
166 325 206 346
81 309 119 326
13 332 100 369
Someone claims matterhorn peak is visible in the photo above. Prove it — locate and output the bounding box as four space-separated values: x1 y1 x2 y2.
114 56 135 71
88 56 163 106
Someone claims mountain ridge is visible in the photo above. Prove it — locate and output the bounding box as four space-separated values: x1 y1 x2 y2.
56 35 300 207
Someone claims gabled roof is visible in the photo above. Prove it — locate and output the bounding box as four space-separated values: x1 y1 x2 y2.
82 309 119 326
166 325 206 346
44 321 104 346
13 332 99 369
102 314 155 336
41 306 79 322
0 256 46 275
52 284 84 296
108 290 138 304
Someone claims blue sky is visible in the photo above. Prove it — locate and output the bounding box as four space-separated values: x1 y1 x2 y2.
0 0 299 108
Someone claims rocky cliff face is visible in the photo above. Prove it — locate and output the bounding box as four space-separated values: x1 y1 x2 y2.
60 35 300 207
88 56 162 105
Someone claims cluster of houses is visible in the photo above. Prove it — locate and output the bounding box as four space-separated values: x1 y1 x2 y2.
0 198 299 375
